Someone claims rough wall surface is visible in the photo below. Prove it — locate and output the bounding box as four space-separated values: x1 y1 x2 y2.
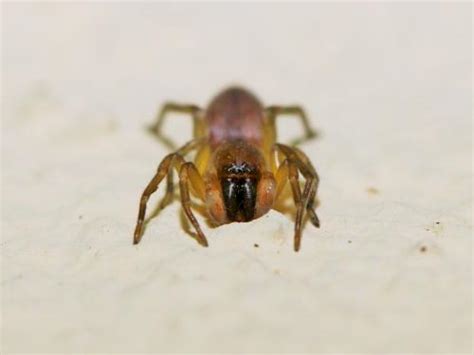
2 3 472 353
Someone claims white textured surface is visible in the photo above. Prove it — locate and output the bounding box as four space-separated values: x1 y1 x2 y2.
2 2 472 353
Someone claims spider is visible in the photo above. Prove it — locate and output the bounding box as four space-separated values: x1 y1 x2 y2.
133 86 320 251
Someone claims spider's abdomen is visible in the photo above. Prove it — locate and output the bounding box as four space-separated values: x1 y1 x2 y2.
205 87 265 148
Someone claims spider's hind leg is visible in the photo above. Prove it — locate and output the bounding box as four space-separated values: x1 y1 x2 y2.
265 105 318 146
147 102 204 150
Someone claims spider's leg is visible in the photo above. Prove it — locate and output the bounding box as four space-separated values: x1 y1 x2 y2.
147 102 204 150
179 162 208 247
133 153 176 244
133 139 203 244
274 144 320 251
265 105 317 146
291 146 320 228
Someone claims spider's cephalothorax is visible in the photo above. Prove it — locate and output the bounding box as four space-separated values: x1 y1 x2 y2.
134 86 320 251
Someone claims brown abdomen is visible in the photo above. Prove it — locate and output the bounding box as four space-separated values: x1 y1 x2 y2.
205 87 264 148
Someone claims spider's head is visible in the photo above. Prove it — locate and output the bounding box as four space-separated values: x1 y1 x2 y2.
206 140 276 224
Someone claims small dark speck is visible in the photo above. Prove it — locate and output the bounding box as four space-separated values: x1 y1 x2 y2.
435 221 440 225
419 245 427 253
254 243 259 248
348 240 352 244
425 228 430 232
366 187 380 196
78 215 83 220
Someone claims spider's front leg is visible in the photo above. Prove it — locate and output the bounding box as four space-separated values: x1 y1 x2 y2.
133 153 177 244
133 139 204 245
272 144 320 251
178 162 208 247
291 146 320 228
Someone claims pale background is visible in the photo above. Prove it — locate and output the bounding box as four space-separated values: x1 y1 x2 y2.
2 2 472 353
